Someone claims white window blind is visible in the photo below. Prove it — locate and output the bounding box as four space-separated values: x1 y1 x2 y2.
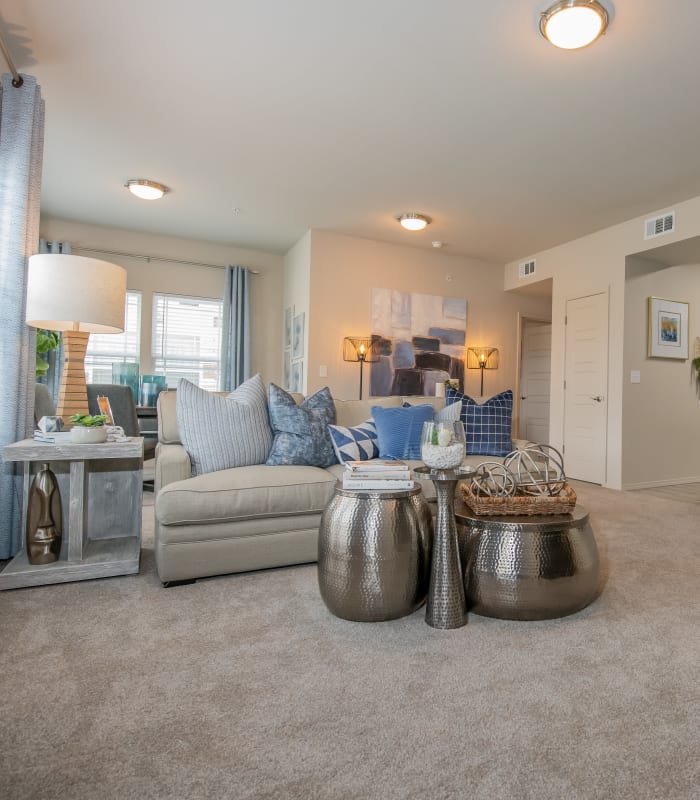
152 293 222 391
84 290 141 383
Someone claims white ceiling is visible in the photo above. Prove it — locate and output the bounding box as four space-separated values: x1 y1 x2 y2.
3 1 700 263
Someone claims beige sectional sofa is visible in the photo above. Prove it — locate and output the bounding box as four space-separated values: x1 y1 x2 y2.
154 390 522 584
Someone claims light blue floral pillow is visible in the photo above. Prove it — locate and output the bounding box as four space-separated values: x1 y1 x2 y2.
266 384 337 467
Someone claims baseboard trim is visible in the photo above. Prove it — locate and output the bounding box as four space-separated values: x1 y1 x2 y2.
623 476 700 490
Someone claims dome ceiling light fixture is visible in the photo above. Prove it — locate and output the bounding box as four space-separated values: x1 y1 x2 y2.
539 0 609 50
398 212 431 232
125 179 169 200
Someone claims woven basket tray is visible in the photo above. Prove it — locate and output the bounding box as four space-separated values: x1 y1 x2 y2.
460 482 577 516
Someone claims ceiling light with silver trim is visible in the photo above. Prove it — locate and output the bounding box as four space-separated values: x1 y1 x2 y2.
539 0 609 50
125 179 169 200
398 213 431 232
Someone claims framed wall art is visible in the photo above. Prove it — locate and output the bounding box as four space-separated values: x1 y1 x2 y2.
292 312 305 361
648 296 688 359
284 306 293 349
291 360 303 393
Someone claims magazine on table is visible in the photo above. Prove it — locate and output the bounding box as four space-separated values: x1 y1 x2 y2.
344 459 409 472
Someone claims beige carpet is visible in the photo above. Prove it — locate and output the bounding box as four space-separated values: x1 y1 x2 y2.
1 482 698 800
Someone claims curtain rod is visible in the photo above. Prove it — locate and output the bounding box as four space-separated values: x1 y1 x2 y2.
72 245 260 274
0 32 23 87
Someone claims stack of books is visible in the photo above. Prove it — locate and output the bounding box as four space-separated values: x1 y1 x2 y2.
342 460 413 490
32 430 72 444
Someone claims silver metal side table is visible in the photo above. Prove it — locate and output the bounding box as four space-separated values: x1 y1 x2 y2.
414 465 475 630
318 482 433 622
455 501 600 620
0 437 143 590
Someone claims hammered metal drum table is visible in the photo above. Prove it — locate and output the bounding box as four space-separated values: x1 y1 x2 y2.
318 483 433 622
455 501 600 621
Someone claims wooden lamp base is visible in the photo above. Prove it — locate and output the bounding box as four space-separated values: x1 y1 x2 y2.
56 329 90 423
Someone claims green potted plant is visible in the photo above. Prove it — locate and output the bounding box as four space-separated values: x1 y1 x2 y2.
69 413 109 444
35 329 60 378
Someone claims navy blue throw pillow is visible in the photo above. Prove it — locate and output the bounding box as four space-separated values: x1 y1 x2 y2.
371 404 434 460
266 384 337 467
446 387 513 457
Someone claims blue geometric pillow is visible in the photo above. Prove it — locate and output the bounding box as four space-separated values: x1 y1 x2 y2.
328 419 379 464
446 388 513 457
266 384 337 467
371 404 434 460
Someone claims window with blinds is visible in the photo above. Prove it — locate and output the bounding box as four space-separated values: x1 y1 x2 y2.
152 293 223 391
84 290 141 383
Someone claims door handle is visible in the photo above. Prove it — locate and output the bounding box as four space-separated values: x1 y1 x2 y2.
520 395 527 400
591 396 604 402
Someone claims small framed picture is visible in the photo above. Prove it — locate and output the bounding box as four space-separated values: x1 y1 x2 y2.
291 361 303 393
648 297 689 359
97 395 114 425
292 312 305 361
283 349 292 390
284 306 293 349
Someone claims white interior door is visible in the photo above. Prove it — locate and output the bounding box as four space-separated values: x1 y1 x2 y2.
564 292 609 484
519 321 551 444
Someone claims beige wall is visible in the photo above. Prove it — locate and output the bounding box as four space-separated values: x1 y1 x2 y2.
505 193 700 489
622 262 700 487
39 217 284 384
307 230 551 402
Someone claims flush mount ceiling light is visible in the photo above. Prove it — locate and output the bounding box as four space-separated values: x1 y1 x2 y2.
398 213 431 232
125 179 169 200
539 0 609 50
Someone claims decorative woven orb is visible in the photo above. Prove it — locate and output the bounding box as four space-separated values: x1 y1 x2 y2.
471 462 517 497
504 445 566 496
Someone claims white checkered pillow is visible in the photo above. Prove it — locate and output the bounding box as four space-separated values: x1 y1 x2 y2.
328 419 379 463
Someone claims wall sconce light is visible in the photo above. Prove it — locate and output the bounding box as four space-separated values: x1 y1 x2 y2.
467 347 499 396
342 337 379 400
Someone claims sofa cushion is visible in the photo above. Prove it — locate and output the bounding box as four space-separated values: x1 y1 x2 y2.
372 403 435 460
446 387 514 457
266 384 337 467
334 396 402 428
176 375 272 476
156 464 337 526
328 419 379 463
404 399 461 423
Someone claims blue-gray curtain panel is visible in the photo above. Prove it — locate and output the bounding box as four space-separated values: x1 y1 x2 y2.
37 239 71 404
220 265 250 391
0 74 45 558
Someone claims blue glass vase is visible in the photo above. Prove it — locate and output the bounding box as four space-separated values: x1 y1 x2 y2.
112 362 140 404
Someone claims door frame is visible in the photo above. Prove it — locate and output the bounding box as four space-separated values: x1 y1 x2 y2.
514 313 552 441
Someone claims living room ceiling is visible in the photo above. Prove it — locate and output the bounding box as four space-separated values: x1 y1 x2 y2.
3 1 700 263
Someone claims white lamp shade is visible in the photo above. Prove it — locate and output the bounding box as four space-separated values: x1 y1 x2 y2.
26 254 127 333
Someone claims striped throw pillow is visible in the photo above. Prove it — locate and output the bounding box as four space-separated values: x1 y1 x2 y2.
176 374 272 475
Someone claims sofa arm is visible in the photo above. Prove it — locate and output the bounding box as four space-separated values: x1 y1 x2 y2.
155 442 191 492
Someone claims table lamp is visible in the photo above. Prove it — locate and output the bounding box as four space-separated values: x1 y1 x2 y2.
26 254 127 422
466 346 499 396
342 336 379 400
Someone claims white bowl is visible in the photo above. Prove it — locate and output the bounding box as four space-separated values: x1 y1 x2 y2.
70 426 107 444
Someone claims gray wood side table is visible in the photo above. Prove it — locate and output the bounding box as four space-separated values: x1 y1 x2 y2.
0 437 144 590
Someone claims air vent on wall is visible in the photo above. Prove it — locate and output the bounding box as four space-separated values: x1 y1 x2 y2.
519 259 536 278
644 211 675 240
